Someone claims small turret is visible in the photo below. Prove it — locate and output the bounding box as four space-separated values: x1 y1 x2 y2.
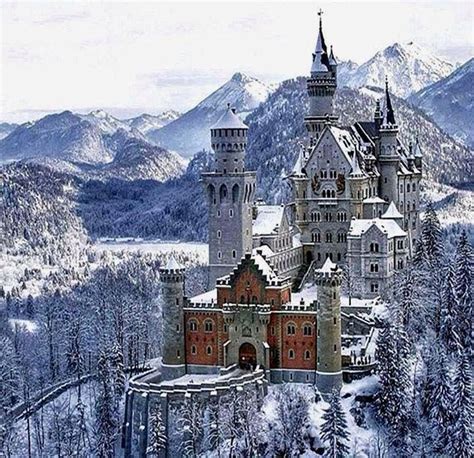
413 137 423 170
328 45 337 76
315 258 343 397
160 256 186 380
374 99 383 132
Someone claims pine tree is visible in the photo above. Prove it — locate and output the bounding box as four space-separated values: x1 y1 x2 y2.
177 395 204 457
147 404 167 456
376 318 412 440
440 262 462 354
95 350 117 458
420 203 443 267
429 349 454 453
320 391 350 458
109 343 125 406
453 232 473 349
448 352 473 457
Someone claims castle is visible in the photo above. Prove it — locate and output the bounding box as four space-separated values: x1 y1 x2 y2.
122 13 421 456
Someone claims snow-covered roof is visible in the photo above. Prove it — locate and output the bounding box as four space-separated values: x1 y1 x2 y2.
350 152 364 177
253 205 285 235
291 148 305 175
330 126 358 166
348 218 406 238
253 253 278 280
161 255 184 271
381 202 403 219
189 288 217 305
363 197 385 204
211 105 248 129
319 257 338 273
252 244 274 257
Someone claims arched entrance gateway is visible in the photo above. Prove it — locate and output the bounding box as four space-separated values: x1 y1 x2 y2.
239 343 257 370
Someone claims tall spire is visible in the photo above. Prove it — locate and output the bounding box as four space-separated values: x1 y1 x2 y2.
312 8 330 72
384 77 396 125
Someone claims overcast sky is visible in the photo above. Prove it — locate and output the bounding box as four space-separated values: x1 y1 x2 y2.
1 0 473 122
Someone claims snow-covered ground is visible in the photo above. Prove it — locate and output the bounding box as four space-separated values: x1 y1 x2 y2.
9 318 38 333
95 238 208 264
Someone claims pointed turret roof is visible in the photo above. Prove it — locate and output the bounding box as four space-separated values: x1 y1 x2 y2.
413 138 423 157
329 46 337 66
211 104 247 130
383 78 396 125
319 257 337 274
381 201 403 220
291 146 305 175
350 152 364 177
311 9 330 73
161 255 184 272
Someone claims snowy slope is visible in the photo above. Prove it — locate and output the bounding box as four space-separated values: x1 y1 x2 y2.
409 58 474 148
0 111 113 164
148 72 274 158
79 109 131 135
0 122 18 141
345 42 454 98
125 111 181 134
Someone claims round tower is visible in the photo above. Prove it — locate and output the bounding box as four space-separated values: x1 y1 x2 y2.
202 105 256 287
305 11 338 145
315 258 343 397
159 256 186 380
378 80 400 206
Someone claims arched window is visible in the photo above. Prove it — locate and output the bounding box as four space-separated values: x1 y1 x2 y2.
303 323 312 336
189 319 198 332
204 319 214 333
232 250 237 259
288 349 295 360
370 242 379 253
304 350 311 360
312 231 321 243
206 346 212 355
232 184 239 203
287 323 296 335
326 232 333 243
208 184 216 205
219 184 228 202
191 345 197 355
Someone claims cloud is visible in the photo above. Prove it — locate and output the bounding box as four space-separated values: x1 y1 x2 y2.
32 11 90 25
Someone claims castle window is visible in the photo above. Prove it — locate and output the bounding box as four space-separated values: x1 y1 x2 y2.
288 349 295 359
287 323 296 335
333 292 336 299
232 250 236 259
208 184 216 205
413 183 416 191
177 349 181 358
218 251 222 259
176 298 179 305
370 243 379 253
337 253 341 262
206 346 212 355
189 320 198 332
303 324 312 336
304 350 311 360
229 209 234 217
252 295 258 304
333 317 337 325
219 184 228 202
204 319 214 333
326 232 333 243
407 184 411 192
176 324 180 332
191 345 197 355
334 344 337 352
398 259 404 269
400 185 403 193
371 283 379 293
271 326 275 335
271 299 275 306
232 184 240 203
397 240 404 250
370 263 379 273
217 210 221 217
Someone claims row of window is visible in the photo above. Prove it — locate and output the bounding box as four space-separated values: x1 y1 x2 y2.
211 143 245 152
190 344 213 356
208 183 255 205
211 129 246 137
319 170 339 179
288 349 312 360
400 182 417 193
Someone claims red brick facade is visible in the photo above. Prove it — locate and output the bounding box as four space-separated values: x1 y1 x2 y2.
184 254 317 371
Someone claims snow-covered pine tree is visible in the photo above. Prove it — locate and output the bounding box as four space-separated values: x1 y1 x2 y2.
203 396 222 456
109 343 126 406
440 261 462 355
448 352 473 457
453 231 473 349
429 348 454 453
375 317 412 440
320 391 350 458
147 403 167 456
95 350 117 458
420 203 443 267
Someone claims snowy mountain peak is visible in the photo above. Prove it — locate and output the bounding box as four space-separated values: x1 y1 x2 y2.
344 42 455 97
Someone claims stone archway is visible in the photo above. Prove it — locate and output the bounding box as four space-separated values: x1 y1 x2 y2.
239 342 257 370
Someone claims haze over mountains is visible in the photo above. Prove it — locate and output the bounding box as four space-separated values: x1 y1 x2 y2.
148 72 274 158
0 40 472 243
410 58 474 148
